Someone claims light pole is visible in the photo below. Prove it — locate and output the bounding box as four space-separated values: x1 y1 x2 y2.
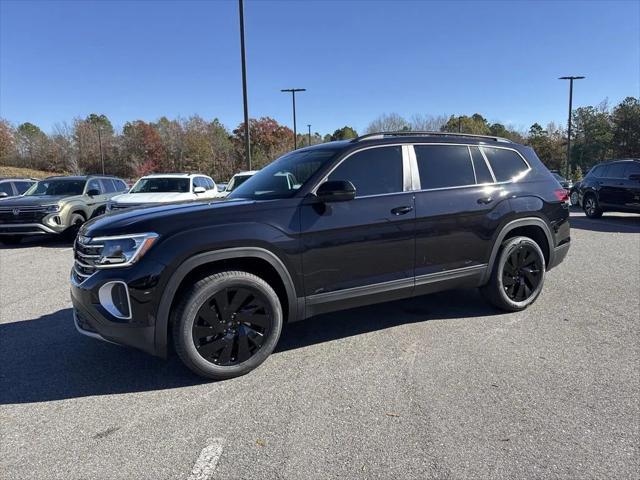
559 76 585 178
238 0 251 170
307 124 311 146
280 88 306 149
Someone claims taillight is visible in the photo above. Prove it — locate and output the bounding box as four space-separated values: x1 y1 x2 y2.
553 189 569 203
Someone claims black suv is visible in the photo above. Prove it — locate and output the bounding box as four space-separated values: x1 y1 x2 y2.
71 132 571 379
577 159 640 218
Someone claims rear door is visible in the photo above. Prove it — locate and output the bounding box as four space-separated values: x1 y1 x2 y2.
598 163 627 207
301 145 415 308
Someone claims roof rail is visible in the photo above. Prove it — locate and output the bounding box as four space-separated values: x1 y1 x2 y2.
351 131 514 144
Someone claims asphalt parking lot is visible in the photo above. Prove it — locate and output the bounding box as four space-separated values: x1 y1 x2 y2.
1 210 638 480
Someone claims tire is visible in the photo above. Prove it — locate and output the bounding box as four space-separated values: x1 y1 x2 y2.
570 190 579 207
583 193 603 218
173 270 283 380
0 235 23 245
480 236 546 312
64 212 86 241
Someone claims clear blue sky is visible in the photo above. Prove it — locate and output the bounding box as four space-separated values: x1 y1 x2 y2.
1 0 638 135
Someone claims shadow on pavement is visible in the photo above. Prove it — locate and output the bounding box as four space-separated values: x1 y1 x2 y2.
0 289 497 404
0 235 73 249
570 213 640 234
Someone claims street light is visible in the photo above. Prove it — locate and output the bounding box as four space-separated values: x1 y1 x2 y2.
559 76 585 178
93 123 105 175
238 0 251 170
281 88 306 150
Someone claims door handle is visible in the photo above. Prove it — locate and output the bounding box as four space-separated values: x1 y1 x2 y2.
477 196 493 204
390 205 413 215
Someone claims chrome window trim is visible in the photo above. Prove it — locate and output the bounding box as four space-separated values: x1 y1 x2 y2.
311 143 410 198
409 142 531 193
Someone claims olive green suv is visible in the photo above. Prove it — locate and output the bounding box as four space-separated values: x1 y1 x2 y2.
0 175 127 244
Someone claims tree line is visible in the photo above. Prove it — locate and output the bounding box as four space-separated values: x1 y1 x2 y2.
0 96 637 181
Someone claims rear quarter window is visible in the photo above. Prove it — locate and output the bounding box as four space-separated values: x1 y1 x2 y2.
482 147 529 182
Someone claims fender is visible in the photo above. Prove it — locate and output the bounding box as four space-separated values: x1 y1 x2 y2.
154 246 299 358
481 217 554 284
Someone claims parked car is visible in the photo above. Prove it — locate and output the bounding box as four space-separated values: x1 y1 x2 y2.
0 177 37 199
71 131 570 380
107 173 219 211
577 159 640 218
217 170 257 197
0 175 127 244
550 171 573 191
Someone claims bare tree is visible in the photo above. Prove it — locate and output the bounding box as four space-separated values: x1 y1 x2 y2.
410 114 448 132
366 113 410 133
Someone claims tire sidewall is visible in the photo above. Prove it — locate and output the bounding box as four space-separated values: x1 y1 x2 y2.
496 237 546 310
177 273 283 379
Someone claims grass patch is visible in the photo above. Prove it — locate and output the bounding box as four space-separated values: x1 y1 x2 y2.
0 165 65 179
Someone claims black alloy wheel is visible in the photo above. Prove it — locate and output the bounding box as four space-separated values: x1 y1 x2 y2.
583 194 602 218
501 244 543 302
192 286 272 366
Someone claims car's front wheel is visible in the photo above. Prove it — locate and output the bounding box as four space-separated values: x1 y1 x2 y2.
65 212 86 240
570 190 579 206
583 194 603 218
173 271 283 380
481 236 546 312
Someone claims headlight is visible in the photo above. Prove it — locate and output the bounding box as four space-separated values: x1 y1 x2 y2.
93 232 159 268
44 204 61 213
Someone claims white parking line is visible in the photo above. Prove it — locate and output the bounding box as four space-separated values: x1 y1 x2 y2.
187 438 225 480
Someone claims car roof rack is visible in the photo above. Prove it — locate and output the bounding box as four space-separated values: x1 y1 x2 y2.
351 131 514 144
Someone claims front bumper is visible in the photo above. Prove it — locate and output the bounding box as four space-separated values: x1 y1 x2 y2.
70 259 166 356
0 222 61 235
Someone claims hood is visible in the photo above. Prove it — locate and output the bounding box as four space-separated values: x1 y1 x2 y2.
0 195 70 207
81 197 254 238
112 192 193 204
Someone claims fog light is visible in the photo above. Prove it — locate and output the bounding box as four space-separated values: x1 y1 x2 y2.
98 281 132 319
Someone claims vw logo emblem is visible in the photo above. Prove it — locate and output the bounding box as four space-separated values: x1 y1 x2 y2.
12 208 20 216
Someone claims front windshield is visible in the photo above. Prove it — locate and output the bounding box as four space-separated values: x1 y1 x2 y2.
24 179 86 196
130 177 190 193
229 148 339 200
227 174 253 193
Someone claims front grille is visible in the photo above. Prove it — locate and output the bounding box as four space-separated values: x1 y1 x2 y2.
0 205 48 224
73 237 103 282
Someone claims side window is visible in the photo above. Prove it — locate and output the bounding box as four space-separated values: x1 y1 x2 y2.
0 182 14 196
469 146 494 184
415 145 476 189
328 146 403 197
590 165 604 178
86 179 103 194
607 164 627 179
193 177 206 190
14 181 33 194
100 179 117 193
206 178 215 190
116 180 128 191
624 163 640 177
482 147 529 182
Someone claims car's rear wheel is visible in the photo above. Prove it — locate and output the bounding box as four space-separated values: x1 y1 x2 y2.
583 194 603 218
570 190 579 206
481 236 546 312
173 271 283 380
0 235 23 245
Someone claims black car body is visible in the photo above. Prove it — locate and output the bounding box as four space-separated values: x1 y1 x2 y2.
71 132 571 379
578 159 640 218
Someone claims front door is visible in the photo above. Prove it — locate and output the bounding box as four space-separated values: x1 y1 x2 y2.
300 145 415 313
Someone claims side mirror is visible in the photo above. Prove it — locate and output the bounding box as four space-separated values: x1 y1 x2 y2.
316 180 356 202
629 173 640 181
193 186 206 194
0 192 8 198
87 189 100 197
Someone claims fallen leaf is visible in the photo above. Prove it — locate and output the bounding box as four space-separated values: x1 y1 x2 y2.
256 439 266 447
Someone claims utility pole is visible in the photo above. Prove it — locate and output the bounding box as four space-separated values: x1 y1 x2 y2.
458 116 462 133
96 125 105 175
307 124 311 146
281 88 306 150
238 0 251 170
559 76 585 178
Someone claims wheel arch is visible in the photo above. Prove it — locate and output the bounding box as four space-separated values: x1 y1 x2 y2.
154 247 299 358
482 217 554 284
